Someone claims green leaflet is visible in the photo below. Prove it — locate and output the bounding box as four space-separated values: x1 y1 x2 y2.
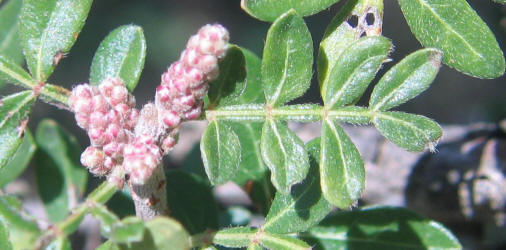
35 119 88 223
0 91 35 170
207 45 247 107
124 217 190 250
261 119 309 194
19 0 93 81
46 237 71 250
0 220 12 250
302 206 462 250
0 196 40 250
0 55 33 87
398 0 505 78
91 204 144 244
318 0 383 87
241 0 341 22
90 25 147 92
0 129 36 187
200 121 241 185
369 48 442 111
263 138 332 234
212 227 257 248
96 241 120 250
320 121 365 208
259 232 311 250
0 0 23 67
262 10 313 107
165 170 219 234
372 111 442 152
322 36 391 108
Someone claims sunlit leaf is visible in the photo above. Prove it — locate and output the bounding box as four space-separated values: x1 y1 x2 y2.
0 129 36 187
241 0 341 22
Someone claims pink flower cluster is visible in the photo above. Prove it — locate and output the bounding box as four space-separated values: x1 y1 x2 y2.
70 24 229 185
69 78 138 176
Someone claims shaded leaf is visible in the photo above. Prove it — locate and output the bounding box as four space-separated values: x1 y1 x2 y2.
259 232 310 250
165 170 219 235
0 220 13 250
262 10 313 106
373 112 442 152
320 121 364 208
398 0 505 78
0 0 23 65
46 237 71 250
261 119 309 194
219 206 252 227
0 91 35 170
263 138 332 234
109 217 145 244
323 36 391 108
0 195 39 250
302 206 461 249
91 203 120 237
212 227 256 248
0 55 33 87
0 129 36 187
35 119 88 223
207 45 247 107
125 217 190 250
90 25 146 92
369 48 442 111
241 0 341 22
19 0 93 81
201 121 241 185
107 187 136 218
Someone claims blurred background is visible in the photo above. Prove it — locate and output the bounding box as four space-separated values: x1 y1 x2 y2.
1 0 505 249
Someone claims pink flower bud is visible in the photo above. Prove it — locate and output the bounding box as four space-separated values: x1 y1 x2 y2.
92 95 109 113
111 85 128 106
89 128 107 146
81 147 108 176
75 113 89 129
161 110 181 128
183 106 202 120
196 55 218 74
156 85 171 102
89 111 108 130
161 136 176 154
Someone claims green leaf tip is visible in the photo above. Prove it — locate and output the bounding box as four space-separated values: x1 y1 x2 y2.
241 0 342 22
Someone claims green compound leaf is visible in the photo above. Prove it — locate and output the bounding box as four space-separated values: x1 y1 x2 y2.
261 119 310 194
373 112 442 152
0 55 33 87
302 206 462 250
212 227 257 248
262 10 313 107
35 119 88 223
0 220 13 250
90 25 146 92
19 0 93 82
126 217 190 250
46 237 71 250
398 0 505 78
323 36 391 109
0 196 40 250
165 170 219 235
320 121 365 208
262 138 332 234
369 48 442 111
318 0 377 87
0 91 35 170
201 121 241 185
0 0 23 66
0 129 36 187
241 0 341 22
259 232 311 250
207 45 246 107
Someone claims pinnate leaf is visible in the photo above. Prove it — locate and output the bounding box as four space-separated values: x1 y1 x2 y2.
0 129 36 187
0 196 39 250
369 48 442 111
261 119 309 194
259 232 311 250
201 121 241 185
35 119 88 223
212 227 256 248
0 91 35 170
398 0 505 78
19 0 93 81
323 36 391 108
262 138 332 234
0 55 33 87
373 112 442 152
90 25 146 92
165 170 219 234
303 206 462 249
262 10 313 106
0 0 23 66
241 0 341 22
320 121 365 208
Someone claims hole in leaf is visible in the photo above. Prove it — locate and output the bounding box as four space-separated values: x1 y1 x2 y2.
365 13 375 26
348 15 359 28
